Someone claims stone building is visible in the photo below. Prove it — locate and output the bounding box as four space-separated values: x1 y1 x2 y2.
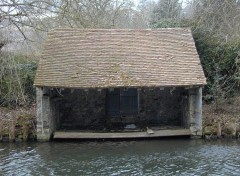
34 28 206 141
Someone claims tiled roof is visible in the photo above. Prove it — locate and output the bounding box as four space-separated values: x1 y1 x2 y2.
34 28 206 88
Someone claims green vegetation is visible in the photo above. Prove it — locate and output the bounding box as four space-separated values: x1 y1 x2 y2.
0 52 36 107
194 30 240 103
151 19 183 28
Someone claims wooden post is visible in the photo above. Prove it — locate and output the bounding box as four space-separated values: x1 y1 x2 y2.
9 120 15 142
217 121 222 138
188 88 195 128
181 91 189 128
137 88 140 114
0 120 3 141
22 123 29 141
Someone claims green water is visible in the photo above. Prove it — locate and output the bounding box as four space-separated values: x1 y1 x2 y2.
0 139 240 176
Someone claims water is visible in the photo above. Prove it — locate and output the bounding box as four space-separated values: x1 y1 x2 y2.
0 139 240 176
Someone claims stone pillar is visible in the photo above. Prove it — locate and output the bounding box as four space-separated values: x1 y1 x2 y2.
36 87 55 141
194 87 202 134
189 87 203 136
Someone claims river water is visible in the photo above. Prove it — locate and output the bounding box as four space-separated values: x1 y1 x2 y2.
0 139 240 176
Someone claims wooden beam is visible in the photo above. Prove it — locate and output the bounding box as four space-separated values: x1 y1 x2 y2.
53 129 191 139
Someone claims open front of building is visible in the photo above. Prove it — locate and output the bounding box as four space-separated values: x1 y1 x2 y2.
36 86 202 140
34 28 206 141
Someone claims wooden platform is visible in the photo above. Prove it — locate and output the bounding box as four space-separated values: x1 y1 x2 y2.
53 129 191 139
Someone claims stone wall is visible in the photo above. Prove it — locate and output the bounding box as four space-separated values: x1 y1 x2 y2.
58 89 106 130
56 87 188 130
139 88 188 127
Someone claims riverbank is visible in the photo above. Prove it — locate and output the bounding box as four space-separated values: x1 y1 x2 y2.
0 97 240 141
0 105 36 142
202 96 240 139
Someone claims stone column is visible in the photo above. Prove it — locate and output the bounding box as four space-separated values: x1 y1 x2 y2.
189 87 203 136
36 87 55 141
194 87 202 134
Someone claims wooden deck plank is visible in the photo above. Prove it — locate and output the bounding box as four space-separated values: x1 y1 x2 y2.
53 129 191 139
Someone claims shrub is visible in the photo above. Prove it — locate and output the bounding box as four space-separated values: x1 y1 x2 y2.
0 52 36 107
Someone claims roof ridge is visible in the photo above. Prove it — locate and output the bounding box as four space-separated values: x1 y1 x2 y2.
48 27 191 33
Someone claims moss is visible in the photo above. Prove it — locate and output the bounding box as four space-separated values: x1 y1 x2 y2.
111 63 121 73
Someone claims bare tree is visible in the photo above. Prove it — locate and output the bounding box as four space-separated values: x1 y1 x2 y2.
186 0 240 42
0 0 60 39
0 0 138 106
136 0 156 28
52 0 133 28
151 0 182 24
0 0 57 106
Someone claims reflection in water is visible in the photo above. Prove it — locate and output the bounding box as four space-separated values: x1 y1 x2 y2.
0 140 240 176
